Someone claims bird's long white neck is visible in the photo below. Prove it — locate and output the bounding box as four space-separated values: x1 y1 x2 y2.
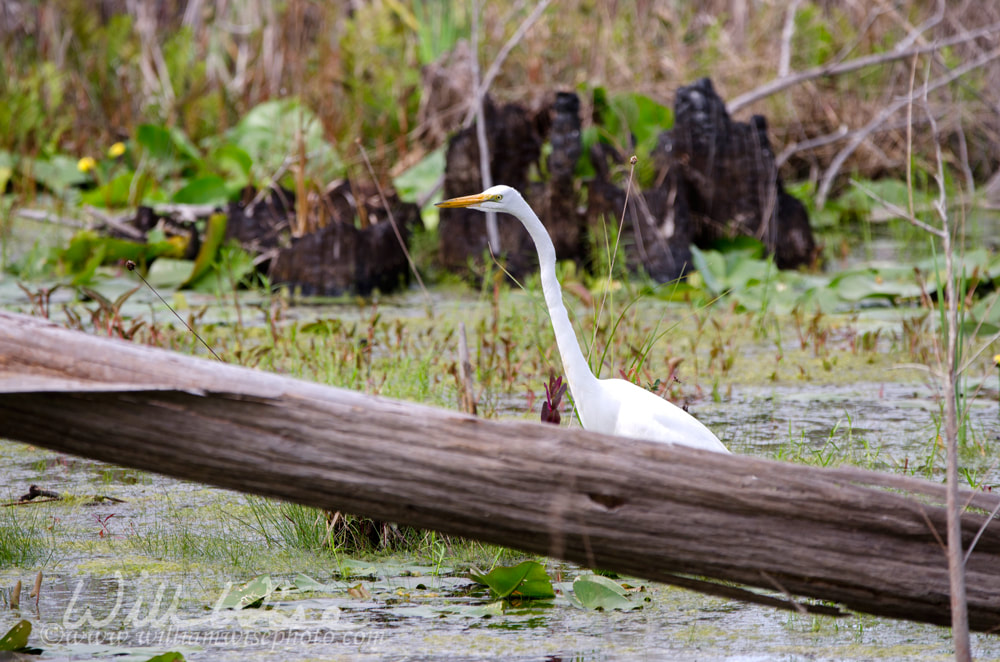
511 196 601 426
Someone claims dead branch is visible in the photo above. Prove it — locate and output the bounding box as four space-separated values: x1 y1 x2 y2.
728 20 1000 114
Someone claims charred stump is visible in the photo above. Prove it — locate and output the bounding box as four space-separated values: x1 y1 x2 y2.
438 96 549 279
541 93 587 261
586 144 698 282
224 187 294 261
653 78 817 273
439 81 817 284
98 178 416 297
267 182 419 296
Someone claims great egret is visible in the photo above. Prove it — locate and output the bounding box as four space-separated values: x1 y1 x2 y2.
436 185 729 453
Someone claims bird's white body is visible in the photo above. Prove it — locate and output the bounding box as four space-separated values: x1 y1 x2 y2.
584 378 726 452
437 185 729 454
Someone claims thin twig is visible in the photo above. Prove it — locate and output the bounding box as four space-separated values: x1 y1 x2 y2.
457 321 477 415
469 0 498 251
964 499 1000 566
16 208 88 231
958 324 1000 374
125 260 223 361
923 69 972 661
849 179 943 237
905 55 918 228
760 571 808 616
777 0 802 78
461 0 552 250
461 0 554 129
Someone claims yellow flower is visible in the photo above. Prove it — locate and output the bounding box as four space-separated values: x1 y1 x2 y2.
77 156 96 173
994 354 1000 367
108 142 126 158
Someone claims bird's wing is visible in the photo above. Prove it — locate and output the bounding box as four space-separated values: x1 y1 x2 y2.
608 380 729 453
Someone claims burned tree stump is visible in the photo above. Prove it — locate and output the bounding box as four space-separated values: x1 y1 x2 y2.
438 96 548 279
268 182 419 296
438 93 589 279
224 187 293 258
439 82 815 284
540 92 587 261
653 78 817 273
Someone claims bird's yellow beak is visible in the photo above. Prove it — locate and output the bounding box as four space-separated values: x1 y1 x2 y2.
435 192 492 209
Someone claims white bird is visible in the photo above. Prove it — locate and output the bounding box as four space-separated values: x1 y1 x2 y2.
436 185 729 453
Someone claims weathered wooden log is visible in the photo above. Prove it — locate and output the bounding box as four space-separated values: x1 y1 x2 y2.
1 310 999 631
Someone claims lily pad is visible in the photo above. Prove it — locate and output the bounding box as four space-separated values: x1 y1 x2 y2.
219 575 275 609
469 561 555 600
291 573 330 592
571 574 634 611
142 653 185 662
0 620 31 651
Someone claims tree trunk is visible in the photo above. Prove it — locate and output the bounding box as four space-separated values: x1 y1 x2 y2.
1 311 998 631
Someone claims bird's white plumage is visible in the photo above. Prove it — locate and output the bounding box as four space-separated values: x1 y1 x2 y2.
436 185 729 453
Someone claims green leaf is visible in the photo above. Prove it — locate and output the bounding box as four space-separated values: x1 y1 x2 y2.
168 126 203 163
572 574 634 611
829 269 923 302
59 230 185 282
79 171 142 208
208 143 253 196
690 245 725 296
136 124 203 178
228 99 342 184
291 573 329 592
469 561 554 599
28 154 89 191
137 124 177 161
0 620 31 651
219 575 275 609
172 175 230 206
146 258 195 289
142 653 185 662
189 243 256 293
590 87 671 159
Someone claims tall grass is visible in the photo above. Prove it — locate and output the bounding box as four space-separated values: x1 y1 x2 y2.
0 506 50 569
3 1 998 186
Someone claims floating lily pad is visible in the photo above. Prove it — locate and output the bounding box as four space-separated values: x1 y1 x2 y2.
469 561 555 600
219 575 275 609
142 653 186 662
0 619 31 651
571 574 634 611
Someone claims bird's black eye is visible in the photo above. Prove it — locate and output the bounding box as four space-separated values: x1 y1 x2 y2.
494 194 502 201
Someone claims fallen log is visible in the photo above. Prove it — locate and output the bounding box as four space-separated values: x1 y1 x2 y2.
1 310 999 631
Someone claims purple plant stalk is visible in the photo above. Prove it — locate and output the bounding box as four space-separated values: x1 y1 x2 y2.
541 375 567 425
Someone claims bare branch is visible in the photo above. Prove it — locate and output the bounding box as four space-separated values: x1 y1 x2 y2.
848 179 943 237
778 0 803 78
816 45 1000 208
728 21 1000 114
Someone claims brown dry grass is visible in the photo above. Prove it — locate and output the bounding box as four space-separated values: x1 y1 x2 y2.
3 0 999 194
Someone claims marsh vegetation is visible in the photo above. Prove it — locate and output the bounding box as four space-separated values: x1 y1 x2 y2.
2 1 1000 660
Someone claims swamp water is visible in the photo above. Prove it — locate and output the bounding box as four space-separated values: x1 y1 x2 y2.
2 215 1000 660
